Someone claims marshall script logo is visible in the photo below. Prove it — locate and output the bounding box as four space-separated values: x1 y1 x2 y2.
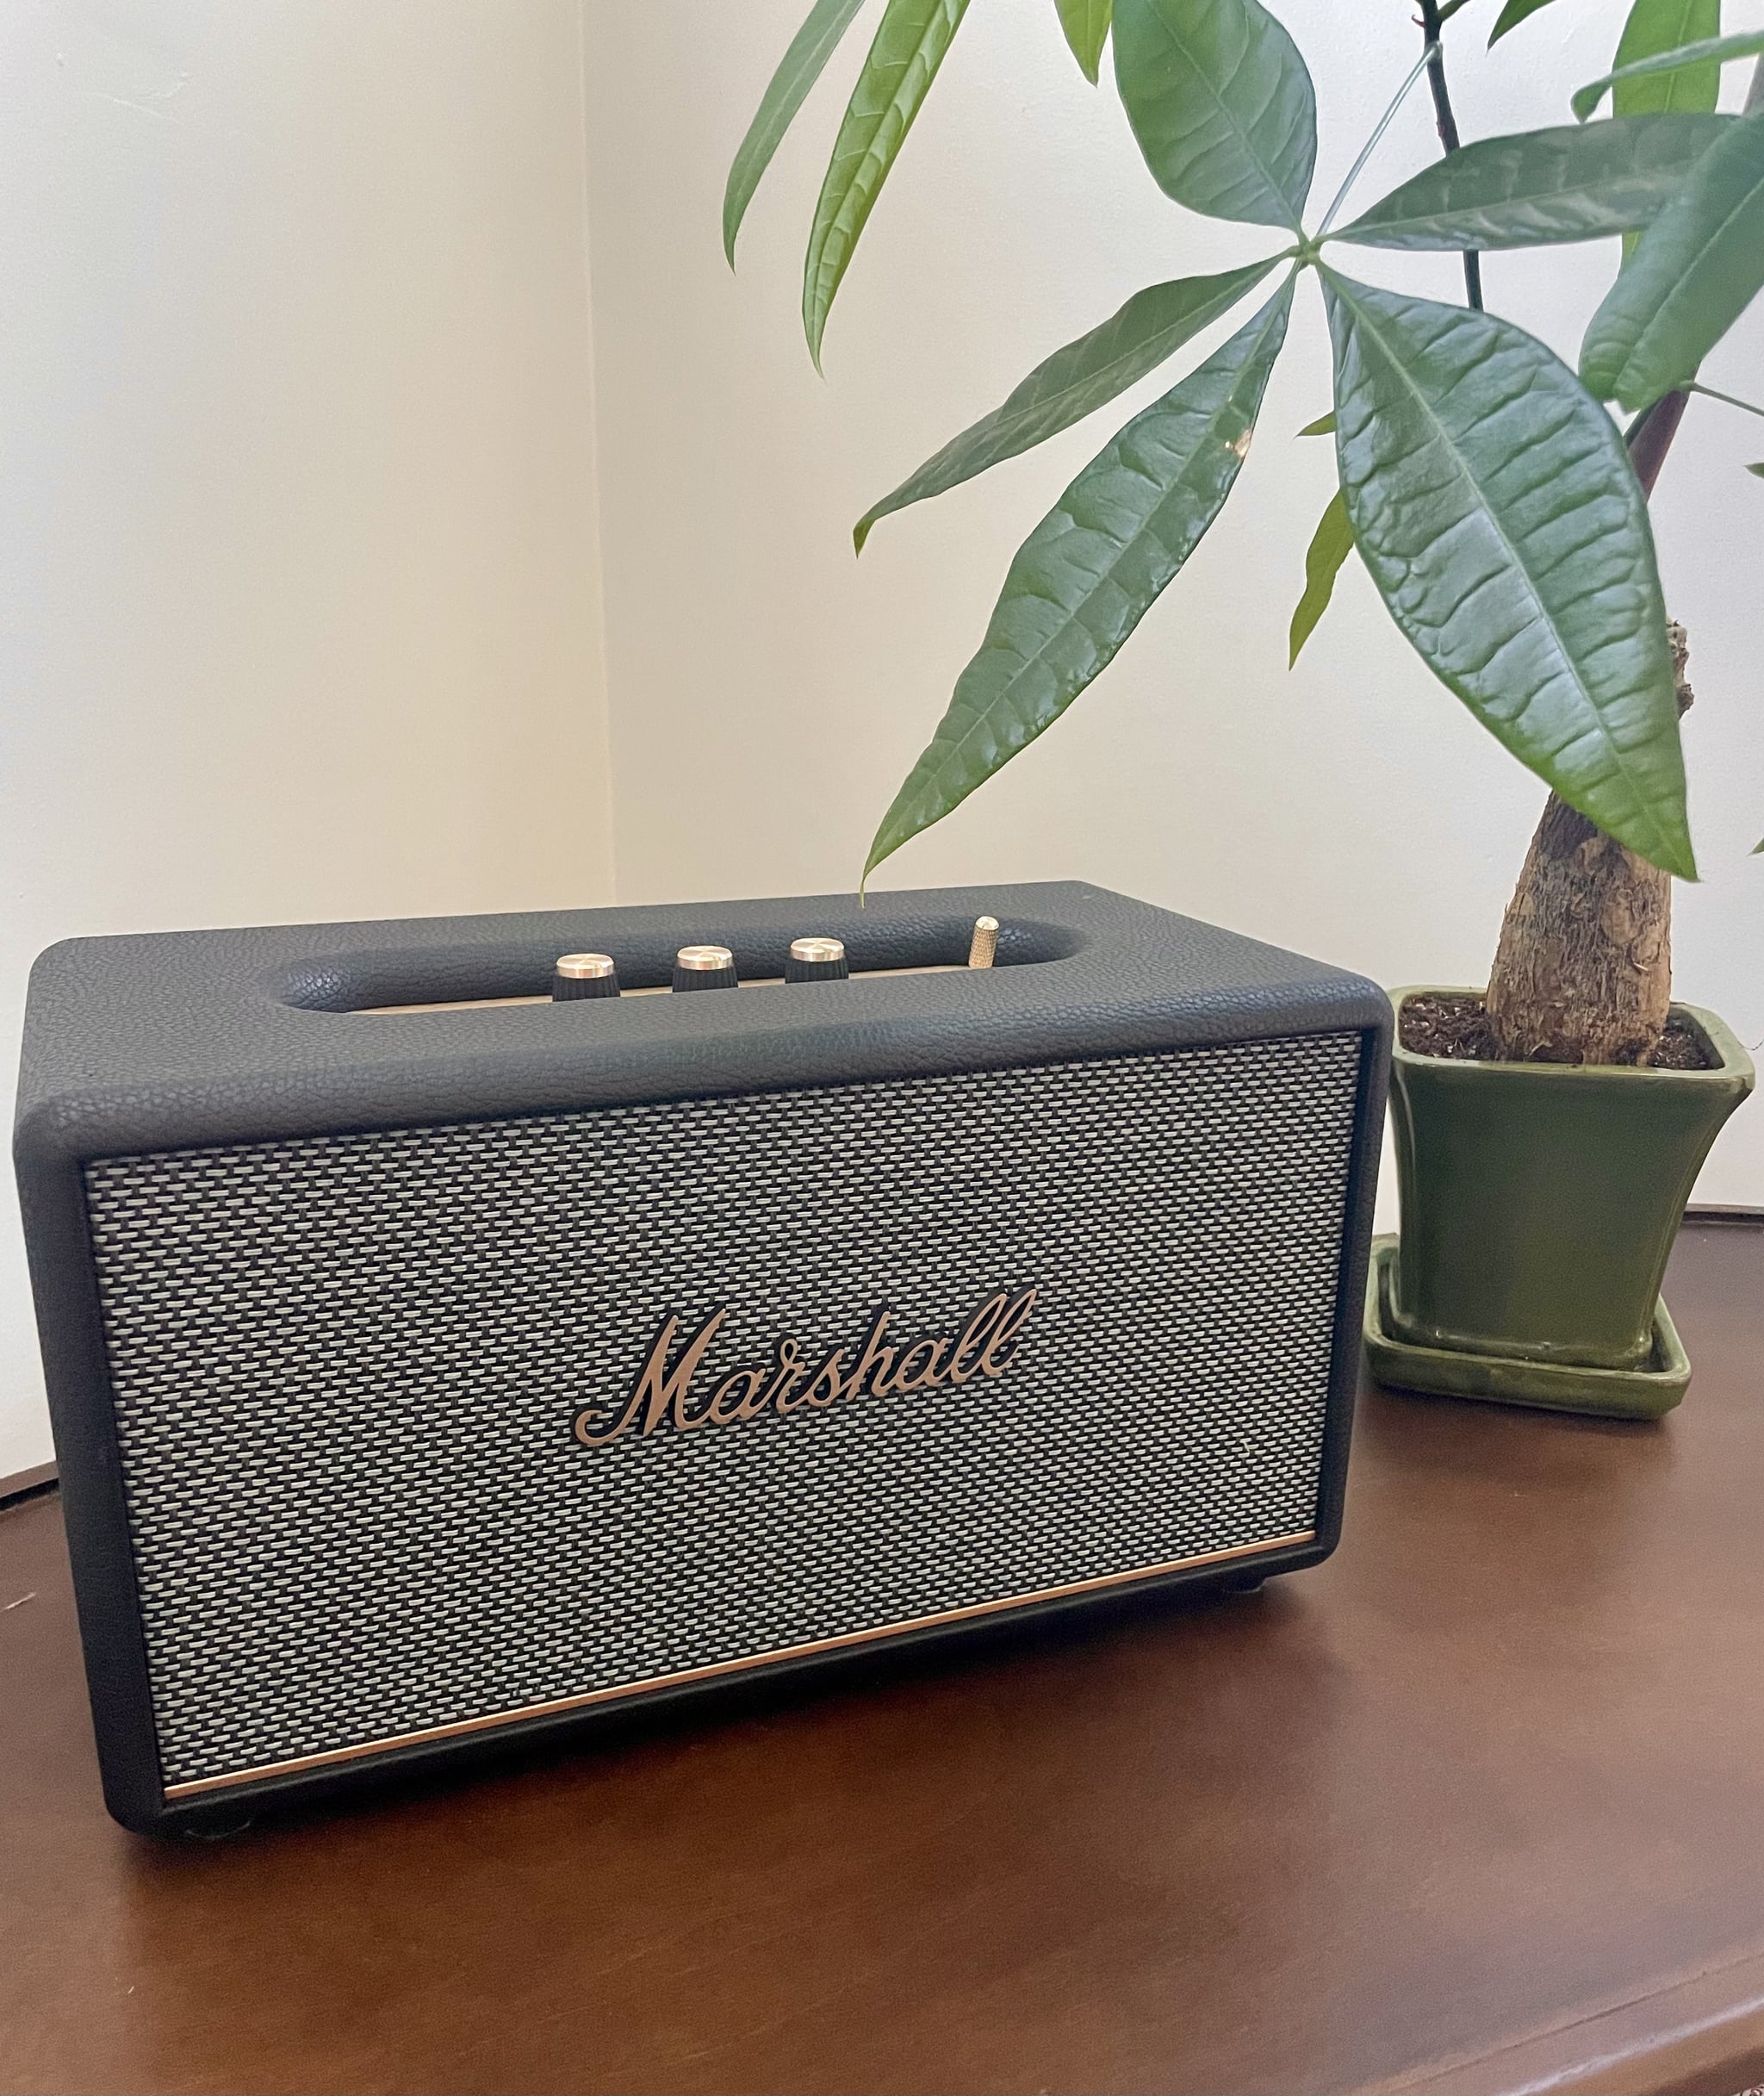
574 1286 1038 1450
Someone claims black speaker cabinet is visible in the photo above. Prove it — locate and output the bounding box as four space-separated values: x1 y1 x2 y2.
15 881 1389 1832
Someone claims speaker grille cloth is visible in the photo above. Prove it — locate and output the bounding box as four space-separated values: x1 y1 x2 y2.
85 1034 1361 1788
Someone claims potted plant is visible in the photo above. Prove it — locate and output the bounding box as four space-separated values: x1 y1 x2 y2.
722 0 1761 1417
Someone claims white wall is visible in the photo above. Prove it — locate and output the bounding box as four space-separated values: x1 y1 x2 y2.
6 3 1761 1475
0 2 615 1476
578 2 1764 1197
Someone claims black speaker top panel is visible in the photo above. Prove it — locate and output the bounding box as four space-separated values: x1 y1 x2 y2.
16 880 1390 1162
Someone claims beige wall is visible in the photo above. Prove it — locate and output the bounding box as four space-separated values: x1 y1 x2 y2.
0 2 615 1475
580 0 1764 1215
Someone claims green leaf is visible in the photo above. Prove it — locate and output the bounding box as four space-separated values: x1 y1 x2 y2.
1749 460 1764 474
804 0 971 367
1489 0 1562 47
1581 108 1764 407
1613 0 1723 117
865 280 1295 878
1614 3 1720 257
724 0 871 265
1289 489 1355 666
1573 29 1764 121
1332 115 1732 250
1320 269 1693 878
1298 411 1336 436
854 258 1279 550
1112 0 1316 230
1055 0 1113 84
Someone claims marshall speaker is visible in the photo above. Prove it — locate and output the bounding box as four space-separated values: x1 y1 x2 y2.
15 881 1390 1832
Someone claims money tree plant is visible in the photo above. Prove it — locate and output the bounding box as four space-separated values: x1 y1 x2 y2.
725 0 1764 1066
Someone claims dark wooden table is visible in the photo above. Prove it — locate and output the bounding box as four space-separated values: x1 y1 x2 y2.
4 1222 1763 2096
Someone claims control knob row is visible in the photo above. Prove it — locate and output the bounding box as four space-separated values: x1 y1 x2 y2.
551 936 850 1001
551 918 997 1001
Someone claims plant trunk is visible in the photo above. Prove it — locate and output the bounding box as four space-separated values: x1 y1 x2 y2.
1484 624 1693 1065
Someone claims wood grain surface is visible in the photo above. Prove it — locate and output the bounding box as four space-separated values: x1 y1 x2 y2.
3 1223 1761 2096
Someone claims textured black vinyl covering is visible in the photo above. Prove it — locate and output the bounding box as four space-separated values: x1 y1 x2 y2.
11 878 1391 1831
16 881 1389 1160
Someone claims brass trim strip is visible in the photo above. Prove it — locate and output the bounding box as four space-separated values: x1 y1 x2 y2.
164 1530 1314 1799
359 966 968 1014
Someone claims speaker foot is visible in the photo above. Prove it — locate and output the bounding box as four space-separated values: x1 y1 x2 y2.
178 1813 257 1841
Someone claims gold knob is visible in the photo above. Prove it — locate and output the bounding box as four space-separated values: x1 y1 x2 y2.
673 944 738 992
786 936 848 983
553 952 619 1000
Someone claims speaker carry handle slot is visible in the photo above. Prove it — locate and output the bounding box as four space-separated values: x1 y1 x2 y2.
275 916 1084 1016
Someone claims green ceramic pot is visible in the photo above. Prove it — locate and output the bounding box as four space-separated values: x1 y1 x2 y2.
1387 989 1754 1374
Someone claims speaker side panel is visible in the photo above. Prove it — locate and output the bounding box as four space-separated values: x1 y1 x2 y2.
12 1123 166 1830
